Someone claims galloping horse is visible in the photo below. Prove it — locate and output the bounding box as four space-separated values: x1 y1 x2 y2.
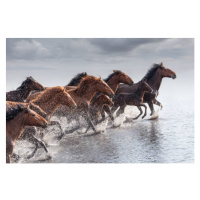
22 86 77 158
6 76 44 102
56 75 114 136
116 63 177 115
112 81 153 120
6 101 47 163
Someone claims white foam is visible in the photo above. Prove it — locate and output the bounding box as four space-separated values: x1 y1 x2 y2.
113 114 126 127
149 108 160 120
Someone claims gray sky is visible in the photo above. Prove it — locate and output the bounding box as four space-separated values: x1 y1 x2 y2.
6 38 194 93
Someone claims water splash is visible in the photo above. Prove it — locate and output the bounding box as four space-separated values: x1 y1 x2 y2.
149 108 160 120
113 114 126 127
96 118 109 132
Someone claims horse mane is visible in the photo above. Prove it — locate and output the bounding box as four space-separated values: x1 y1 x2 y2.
67 72 88 86
142 63 162 81
17 76 36 91
32 86 65 104
6 103 25 122
103 70 121 82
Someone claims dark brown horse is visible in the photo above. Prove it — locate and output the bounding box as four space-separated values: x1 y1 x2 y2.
85 94 114 133
6 101 47 163
116 63 177 115
6 76 44 102
111 81 153 120
56 75 114 136
22 86 77 158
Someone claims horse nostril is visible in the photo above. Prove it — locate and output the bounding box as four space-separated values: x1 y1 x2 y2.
172 74 177 79
129 81 134 86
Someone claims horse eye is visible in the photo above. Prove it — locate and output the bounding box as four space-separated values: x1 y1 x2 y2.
32 114 35 117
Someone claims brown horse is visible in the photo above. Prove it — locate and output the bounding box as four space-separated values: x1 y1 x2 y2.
112 81 153 120
97 70 134 121
116 63 177 115
6 101 47 163
6 76 44 102
85 94 114 133
56 75 114 136
22 86 77 158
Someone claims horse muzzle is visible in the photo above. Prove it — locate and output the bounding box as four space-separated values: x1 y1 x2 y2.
42 123 48 128
172 74 177 79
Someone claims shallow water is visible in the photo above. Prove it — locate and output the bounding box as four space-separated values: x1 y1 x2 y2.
13 90 194 163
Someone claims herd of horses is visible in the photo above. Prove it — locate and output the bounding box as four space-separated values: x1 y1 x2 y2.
6 62 177 163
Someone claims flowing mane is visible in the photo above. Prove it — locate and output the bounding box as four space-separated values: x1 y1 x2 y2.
103 70 120 82
67 72 88 86
6 103 24 122
32 86 65 104
17 76 36 90
142 63 162 81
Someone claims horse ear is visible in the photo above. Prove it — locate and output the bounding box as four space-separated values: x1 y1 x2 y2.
160 62 163 67
113 70 117 73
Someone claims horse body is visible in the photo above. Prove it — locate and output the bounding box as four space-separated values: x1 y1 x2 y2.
116 63 177 115
6 76 44 102
6 102 47 163
112 81 153 119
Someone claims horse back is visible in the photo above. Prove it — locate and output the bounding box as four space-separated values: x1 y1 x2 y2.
116 83 138 95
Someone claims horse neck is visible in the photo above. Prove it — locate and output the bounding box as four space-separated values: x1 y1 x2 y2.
6 115 26 142
106 76 119 93
147 70 163 91
34 96 60 119
17 87 32 100
70 85 97 102
134 84 147 99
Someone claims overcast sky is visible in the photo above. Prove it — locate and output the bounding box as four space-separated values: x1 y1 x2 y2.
6 38 194 92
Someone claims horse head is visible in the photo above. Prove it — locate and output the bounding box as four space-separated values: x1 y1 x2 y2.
113 70 134 85
159 62 177 79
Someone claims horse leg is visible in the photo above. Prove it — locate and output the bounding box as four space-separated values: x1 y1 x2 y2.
104 105 114 121
101 106 106 121
26 132 48 159
116 105 126 117
148 101 155 116
64 117 82 134
140 104 147 119
49 121 64 140
84 112 98 133
153 99 163 109
6 138 13 163
132 106 143 120
111 103 119 115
